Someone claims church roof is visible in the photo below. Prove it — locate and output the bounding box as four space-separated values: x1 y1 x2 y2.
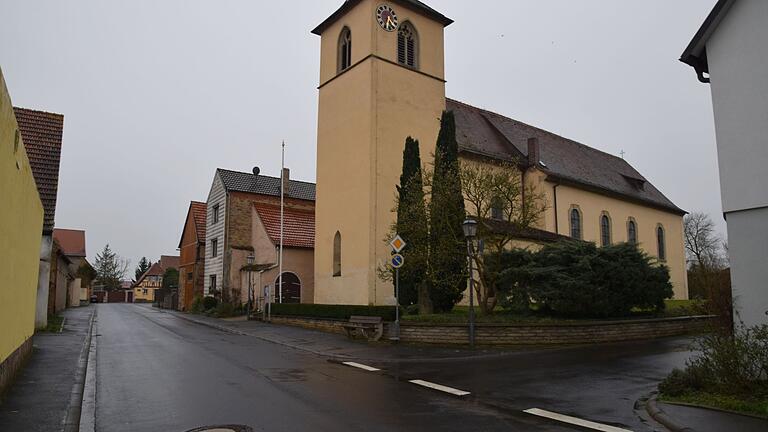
312 0 453 35
14 107 65 233
448 99 685 215
216 168 316 202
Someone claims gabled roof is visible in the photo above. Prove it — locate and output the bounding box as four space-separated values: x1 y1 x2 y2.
254 203 315 249
178 201 207 248
14 107 65 233
679 0 735 82
312 0 453 35
133 255 179 287
52 228 86 257
217 168 316 202
448 99 685 216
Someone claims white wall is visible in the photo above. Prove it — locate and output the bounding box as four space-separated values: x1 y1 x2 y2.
203 173 226 296
707 0 768 214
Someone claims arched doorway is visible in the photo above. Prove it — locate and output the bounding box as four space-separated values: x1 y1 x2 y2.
275 272 301 304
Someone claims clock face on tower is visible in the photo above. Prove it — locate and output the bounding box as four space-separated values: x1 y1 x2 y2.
376 5 399 32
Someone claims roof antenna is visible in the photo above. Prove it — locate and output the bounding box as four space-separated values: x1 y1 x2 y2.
252 166 260 176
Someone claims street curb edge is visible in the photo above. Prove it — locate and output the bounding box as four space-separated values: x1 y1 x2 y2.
646 394 696 432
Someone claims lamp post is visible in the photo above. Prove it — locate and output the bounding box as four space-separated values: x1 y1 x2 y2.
462 218 478 348
246 254 255 320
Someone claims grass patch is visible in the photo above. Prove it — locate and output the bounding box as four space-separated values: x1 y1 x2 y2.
401 299 705 324
660 391 768 418
39 314 64 333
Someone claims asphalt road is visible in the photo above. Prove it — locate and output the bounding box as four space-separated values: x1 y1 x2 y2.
93 304 691 432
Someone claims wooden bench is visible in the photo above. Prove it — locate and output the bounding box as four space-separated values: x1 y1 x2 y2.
342 315 384 341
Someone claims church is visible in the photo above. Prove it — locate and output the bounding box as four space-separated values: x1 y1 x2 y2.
311 0 688 306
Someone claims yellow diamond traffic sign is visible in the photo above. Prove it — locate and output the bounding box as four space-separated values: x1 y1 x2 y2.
389 234 406 253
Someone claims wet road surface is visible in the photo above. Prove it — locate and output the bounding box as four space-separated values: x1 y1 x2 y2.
94 304 694 431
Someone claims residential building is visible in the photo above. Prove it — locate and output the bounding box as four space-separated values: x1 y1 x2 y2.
680 0 768 326
203 168 315 304
311 0 687 306
14 105 64 328
0 67 44 394
133 255 180 303
178 201 206 311
52 228 94 306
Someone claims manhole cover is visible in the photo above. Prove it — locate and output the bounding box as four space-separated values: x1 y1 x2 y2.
186 425 253 432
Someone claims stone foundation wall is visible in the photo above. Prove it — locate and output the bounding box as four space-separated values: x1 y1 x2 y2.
0 337 33 397
268 314 716 346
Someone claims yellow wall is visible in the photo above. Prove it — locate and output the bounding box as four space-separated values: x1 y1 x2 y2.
0 68 44 363
134 279 159 302
314 0 447 305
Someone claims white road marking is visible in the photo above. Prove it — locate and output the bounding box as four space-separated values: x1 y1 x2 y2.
523 408 633 432
409 379 470 396
341 361 381 372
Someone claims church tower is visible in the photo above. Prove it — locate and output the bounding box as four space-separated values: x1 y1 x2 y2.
312 1 453 305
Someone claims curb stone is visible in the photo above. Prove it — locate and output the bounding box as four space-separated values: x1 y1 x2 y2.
62 306 96 432
645 393 696 432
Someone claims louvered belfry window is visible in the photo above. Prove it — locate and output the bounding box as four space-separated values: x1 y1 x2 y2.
397 23 417 68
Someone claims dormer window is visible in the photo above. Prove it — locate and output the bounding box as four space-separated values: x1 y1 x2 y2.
397 22 417 68
338 27 352 72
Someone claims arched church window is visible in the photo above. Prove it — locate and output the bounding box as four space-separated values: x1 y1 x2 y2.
627 218 638 245
397 22 417 68
600 213 612 246
338 27 352 72
570 208 582 240
657 225 666 261
333 231 342 276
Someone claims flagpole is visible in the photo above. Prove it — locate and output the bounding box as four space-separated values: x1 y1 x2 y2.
278 141 285 304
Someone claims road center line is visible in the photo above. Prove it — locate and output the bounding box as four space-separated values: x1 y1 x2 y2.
341 361 381 372
523 408 633 432
409 379 470 396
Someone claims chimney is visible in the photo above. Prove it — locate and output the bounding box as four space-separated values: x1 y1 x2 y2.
281 167 290 195
527 137 540 167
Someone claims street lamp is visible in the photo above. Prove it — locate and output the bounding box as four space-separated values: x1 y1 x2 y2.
246 254 255 320
462 218 478 348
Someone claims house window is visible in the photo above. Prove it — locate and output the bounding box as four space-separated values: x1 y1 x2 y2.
657 225 666 261
627 219 638 245
490 197 504 221
212 204 220 224
187 272 193 281
600 213 611 247
209 274 217 293
211 238 218 257
569 208 582 240
397 22 417 68
338 27 352 72
333 231 342 277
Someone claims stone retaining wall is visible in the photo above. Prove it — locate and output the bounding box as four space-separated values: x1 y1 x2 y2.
0 337 33 397
268 314 716 346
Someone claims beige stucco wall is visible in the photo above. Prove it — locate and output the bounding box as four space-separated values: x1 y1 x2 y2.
314 0 446 306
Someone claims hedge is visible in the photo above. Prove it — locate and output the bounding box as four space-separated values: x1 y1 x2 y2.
269 303 397 321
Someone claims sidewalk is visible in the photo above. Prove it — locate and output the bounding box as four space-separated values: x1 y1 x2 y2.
162 308 528 363
652 399 768 432
0 305 94 432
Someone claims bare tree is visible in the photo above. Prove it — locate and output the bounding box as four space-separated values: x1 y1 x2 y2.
683 212 724 271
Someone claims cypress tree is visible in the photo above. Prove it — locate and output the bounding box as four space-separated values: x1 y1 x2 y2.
428 111 467 312
395 137 430 311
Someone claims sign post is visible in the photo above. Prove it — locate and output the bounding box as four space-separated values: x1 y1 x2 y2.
389 235 406 342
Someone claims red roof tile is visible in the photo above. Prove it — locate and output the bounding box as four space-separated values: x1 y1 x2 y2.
191 201 207 243
52 229 86 257
14 107 64 233
254 204 315 249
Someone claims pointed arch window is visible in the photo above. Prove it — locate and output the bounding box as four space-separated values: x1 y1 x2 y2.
397 22 418 68
333 231 342 276
600 213 612 247
570 207 582 240
657 225 666 261
627 218 638 245
338 27 352 72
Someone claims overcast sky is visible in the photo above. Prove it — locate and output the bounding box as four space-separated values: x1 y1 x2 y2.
1 0 720 271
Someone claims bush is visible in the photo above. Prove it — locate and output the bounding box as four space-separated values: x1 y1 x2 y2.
270 303 397 321
660 324 768 398
214 302 239 318
202 296 218 311
190 296 205 314
507 241 672 318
